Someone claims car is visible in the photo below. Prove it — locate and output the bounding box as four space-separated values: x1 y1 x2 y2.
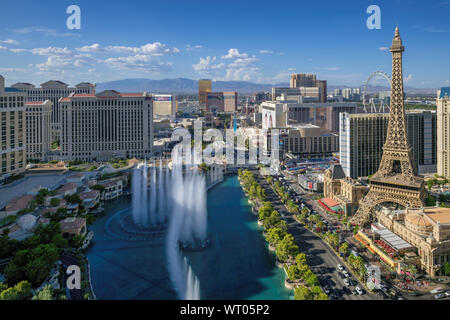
343 278 350 286
348 279 356 286
350 288 358 295
323 286 331 294
342 270 350 278
445 291 450 297
338 272 345 279
378 290 389 299
342 286 351 295
434 293 445 299
355 286 364 295
389 289 398 297
337 264 344 271
430 287 444 294
333 289 342 298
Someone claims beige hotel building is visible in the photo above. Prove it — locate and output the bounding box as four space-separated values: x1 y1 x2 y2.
437 87 450 179
25 100 52 161
12 80 96 140
59 90 154 161
0 75 26 180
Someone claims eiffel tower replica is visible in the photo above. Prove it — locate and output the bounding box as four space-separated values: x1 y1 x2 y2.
350 27 426 226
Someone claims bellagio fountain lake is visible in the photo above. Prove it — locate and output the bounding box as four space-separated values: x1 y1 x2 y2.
87 147 292 300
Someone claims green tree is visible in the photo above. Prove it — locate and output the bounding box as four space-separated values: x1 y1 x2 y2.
276 234 299 263
325 232 339 249
286 265 300 281
92 184 105 192
13 281 32 300
295 253 307 266
442 262 450 276
32 284 53 300
50 197 60 207
315 292 329 300
301 207 310 215
297 212 308 224
265 227 286 246
304 270 319 287
0 287 19 300
425 195 436 207
258 206 272 221
66 194 82 205
339 242 350 256
294 285 314 300
262 211 281 230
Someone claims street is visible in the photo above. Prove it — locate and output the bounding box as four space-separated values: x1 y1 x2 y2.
253 170 377 300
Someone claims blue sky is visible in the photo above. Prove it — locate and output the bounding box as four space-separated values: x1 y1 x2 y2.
0 0 449 88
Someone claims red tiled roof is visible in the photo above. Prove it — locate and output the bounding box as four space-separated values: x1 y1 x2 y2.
59 182 78 192
79 189 99 200
6 195 34 212
60 217 86 230
25 101 47 105
320 197 340 208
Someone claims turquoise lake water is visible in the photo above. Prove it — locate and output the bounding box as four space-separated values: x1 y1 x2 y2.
87 175 292 300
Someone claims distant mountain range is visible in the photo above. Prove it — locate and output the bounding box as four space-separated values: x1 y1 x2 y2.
96 78 438 95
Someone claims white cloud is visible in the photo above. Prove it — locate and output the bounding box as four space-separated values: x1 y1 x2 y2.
405 74 413 84
1 39 20 45
194 49 260 81
75 42 179 56
228 56 259 68
104 54 172 73
259 50 273 54
192 56 225 74
379 46 389 51
186 44 203 51
31 47 72 56
221 48 248 59
224 56 259 81
0 67 26 73
106 42 178 56
77 43 104 53
13 26 77 38
36 53 96 72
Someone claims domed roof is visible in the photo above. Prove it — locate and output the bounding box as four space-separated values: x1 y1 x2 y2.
17 214 37 230
406 210 432 227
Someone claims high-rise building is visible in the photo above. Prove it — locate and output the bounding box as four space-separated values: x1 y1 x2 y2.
25 100 52 161
223 92 237 112
152 94 176 117
290 74 316 88
340 110 437 178
315 80 327 103
198 79 212 107
11 81 95 140
0 75 26 180
206 92 224 113
254 92 270 104
289 74 326 103
287 102 357 133
437 87 450 179
59 90 153 161
339 113 389 179
272 87 320 101
407 110 437 174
